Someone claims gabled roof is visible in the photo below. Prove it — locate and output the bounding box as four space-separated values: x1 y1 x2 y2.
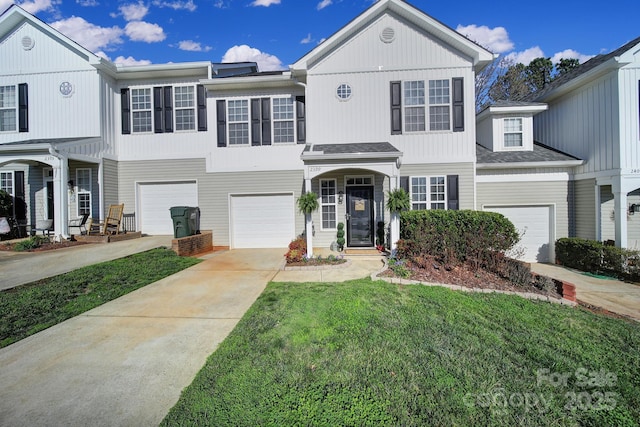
476 101 547 120
476 142 583 169
290 0 494 74
533 36 640 102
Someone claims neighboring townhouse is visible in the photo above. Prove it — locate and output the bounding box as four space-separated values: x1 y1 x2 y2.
529 36 640 250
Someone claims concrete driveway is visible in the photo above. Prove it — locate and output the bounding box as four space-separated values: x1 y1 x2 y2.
0 248 284 427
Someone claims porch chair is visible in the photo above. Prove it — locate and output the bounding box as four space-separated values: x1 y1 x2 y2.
33 219 54 237
68 213 90 235
87 204 125 235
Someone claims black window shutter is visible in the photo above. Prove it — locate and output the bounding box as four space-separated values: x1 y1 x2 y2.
452 78 464 132
390 81 402 135
216 99 227 147
121 88 131 135
153 86 164 133
447 175 459 210
197 85 207 131
296 96 306 144
164 86 173 133
18 83 28 133
250 98 261 146
261 98 271 145
14 171 26 220
400 176 409 193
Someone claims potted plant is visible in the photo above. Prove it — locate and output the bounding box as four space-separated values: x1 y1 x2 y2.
386 188 410 213
336 222 345 251
297 192 319 257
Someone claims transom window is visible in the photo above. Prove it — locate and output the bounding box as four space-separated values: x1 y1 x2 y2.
76 169 92 216
320 179 337 230
1 171 14 196
346 176 373 186
273 97 295 143
410 176 446 210
0 85 17 132
174 86 195 131
131 88 152 133
504 118 523 147
228 99 249 145
428 80 450 131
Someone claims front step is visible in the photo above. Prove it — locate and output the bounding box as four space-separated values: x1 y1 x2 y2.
344 248 381 256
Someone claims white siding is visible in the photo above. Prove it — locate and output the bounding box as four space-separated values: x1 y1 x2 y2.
574 178 596 240
618 66 640 171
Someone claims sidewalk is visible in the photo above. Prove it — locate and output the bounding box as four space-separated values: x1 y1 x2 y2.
531 263 640 321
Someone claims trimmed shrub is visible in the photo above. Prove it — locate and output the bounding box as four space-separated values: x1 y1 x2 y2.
285 235 307 264
556 237 640 281
13 236 49 252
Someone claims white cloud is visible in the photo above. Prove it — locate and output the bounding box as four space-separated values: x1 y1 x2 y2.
50 16 124 52
113 55 152 65
119 1 148 21
3 0 54 13
221 44 284 71
505 46 545 66
76 0 99 6
317 0 331 10
300 33 312 44
213 0 226 7
152 0 196 11
125 21 166 42
250 0 280 6
178 40 212 52
455 24 513 54
550 49 593 64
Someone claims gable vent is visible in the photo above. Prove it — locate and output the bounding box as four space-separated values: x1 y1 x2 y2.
21 36 35 50
380 27 395 43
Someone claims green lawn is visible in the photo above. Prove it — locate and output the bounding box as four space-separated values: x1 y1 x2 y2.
0 248 201 348
162 279 640 426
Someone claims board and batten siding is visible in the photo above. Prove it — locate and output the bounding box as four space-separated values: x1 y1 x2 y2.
117 159 305 246
533 72 619 175
618 66 640 172
574 178 597 240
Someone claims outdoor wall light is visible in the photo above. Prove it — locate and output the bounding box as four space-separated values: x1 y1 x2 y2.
67 180 74 190
338 191 344 204
629 204 640 215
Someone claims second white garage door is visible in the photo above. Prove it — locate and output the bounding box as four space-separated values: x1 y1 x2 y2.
230 193 295 248
484 205 553 263
138 181 198 235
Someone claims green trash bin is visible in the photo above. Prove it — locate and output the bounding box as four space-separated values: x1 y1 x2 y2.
170 206 191 238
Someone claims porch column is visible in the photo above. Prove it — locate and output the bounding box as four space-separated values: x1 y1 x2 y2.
52 156 70 240
613 183 628 248
389 176 400 251
305 178 313 257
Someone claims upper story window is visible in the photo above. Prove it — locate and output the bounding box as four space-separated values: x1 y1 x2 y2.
504 118 523 147
336 84 352 101
390 78 463 135
216 96 306 147
121 85 206 135
410 176 446 210
0 86 17 132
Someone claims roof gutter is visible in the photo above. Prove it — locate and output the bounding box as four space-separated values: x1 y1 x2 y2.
476 160 585 169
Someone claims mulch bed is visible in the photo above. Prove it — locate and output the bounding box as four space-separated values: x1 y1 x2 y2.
286 258 348 267
380 257 562 299
0 240 90 252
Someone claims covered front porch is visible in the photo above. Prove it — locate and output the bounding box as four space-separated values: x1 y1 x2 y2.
300 142 402 256
0 138 103 241
596 175 640 249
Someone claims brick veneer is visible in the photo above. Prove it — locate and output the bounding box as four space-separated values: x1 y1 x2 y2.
171 231 213 257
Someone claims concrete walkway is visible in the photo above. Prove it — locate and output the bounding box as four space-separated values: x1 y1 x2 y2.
0 248 284 427
531 263 640 321
0 235 174 290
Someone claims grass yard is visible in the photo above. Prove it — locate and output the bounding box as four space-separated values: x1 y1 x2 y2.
0 248 201 348
163 279 640 426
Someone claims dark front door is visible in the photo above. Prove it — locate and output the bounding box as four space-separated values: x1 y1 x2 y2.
346 186 374 247
46 181 54 221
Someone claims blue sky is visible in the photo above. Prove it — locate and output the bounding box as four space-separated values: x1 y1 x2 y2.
2 0 638 69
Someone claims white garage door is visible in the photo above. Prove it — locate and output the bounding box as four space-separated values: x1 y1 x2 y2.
484 205 553 263
230 193 295 248
138 181 198 235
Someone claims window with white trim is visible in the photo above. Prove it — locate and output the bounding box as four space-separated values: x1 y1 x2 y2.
174 86 195 131
404 81 425 132
131 88 152 133
0 85 17 132
410 176 446 210
1 171 14 196
76 169 91 216
504 118 523 147
428 80 450 131
320 179 337 229
228 99 249 145
273 97 295 143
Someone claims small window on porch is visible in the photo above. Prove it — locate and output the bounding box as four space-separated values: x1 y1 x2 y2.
320 179 337 230
0 171 14 196
346 176 373 186
76 168 92 216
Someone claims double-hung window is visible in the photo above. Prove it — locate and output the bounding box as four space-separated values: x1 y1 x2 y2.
504 118 523 147
1 171 14 196
76 169 92 216
410 176 446 210
175 86 195 131
403 81 425 132
273 97 295 143
320 179 337 229
428 80 450 131
228 100 249 145
0 85 17 132
131 88 152 133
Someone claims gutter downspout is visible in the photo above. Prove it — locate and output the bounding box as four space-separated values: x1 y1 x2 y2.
48 145 70 241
